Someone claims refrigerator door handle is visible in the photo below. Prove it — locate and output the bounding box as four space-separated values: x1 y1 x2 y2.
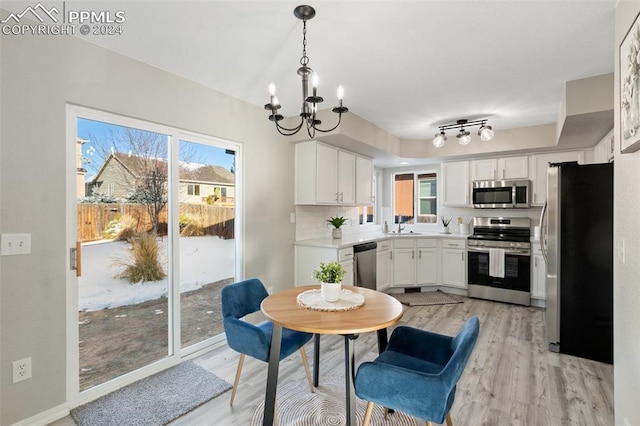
539 201 548 264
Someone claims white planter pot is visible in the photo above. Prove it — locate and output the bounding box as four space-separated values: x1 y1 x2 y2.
332 228 342 239
321 282 342 302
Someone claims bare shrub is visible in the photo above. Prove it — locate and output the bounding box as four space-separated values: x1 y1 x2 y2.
114 232 166 283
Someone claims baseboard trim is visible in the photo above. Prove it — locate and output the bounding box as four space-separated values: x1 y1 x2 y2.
10 403 69 426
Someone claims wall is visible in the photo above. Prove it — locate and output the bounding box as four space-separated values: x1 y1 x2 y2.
614 2 640 425
0 15 295 425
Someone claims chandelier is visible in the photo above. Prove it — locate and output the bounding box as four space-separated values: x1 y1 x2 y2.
432 119 494 147
264 5 348 138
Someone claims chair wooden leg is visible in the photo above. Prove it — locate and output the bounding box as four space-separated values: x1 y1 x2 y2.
384 407 389 420
299 347 314 393
362 402 374 426
229 353 245 406
426 422 433 426
274 397 278 426
445 412 453 426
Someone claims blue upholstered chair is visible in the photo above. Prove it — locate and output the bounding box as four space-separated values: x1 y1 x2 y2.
355 316 480 426
221 278 314 406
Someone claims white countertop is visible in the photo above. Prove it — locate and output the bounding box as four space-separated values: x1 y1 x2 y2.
294 231 470 249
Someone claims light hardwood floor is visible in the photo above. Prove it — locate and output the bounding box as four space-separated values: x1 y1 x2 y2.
50 297 613 425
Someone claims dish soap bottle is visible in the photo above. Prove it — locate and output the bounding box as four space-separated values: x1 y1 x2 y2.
383 221 389 233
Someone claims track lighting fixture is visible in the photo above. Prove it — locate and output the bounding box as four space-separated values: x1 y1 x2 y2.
432 119 494 147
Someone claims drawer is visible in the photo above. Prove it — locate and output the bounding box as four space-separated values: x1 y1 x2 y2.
441 239 466 249
377 239 392 252
416 238 437 248
338 248 354 262
393 239 415 249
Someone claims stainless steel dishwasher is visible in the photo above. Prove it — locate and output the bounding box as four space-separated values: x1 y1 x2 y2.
353 241 377 290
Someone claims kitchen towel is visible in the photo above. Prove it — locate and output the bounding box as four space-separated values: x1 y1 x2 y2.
489 248 505 278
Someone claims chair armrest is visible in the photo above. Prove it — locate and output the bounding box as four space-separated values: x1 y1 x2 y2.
223 317 270 362
387 326 453 366
355 361 451 421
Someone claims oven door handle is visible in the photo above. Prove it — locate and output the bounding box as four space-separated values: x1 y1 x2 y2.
467 246 531 256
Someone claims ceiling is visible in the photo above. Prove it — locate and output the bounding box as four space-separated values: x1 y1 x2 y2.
5 1 617 162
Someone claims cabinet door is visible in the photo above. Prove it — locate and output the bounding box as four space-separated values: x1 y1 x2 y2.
441 249 466 288
471 158 498 180
338 150 355 204
441 161 470 206
316 144 339 204
376 249 391 291
499 156 529 179
530 151 584 206
531 254 546 299
356 156 373 205
341 260 354 286
392 248 416 287
416 247 437 285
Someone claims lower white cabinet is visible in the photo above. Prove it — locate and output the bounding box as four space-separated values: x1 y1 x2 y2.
440 239 467 289
416 239 437 285
392 239 417 287
295 245 354 286
531 242 546 299
376 240 392 292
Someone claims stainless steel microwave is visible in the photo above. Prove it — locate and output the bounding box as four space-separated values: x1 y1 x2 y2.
472 179 531 209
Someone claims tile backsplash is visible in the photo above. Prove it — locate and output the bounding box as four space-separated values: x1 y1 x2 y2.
295 206 367 240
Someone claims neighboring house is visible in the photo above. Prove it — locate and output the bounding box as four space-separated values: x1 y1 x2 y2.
88 152 234 204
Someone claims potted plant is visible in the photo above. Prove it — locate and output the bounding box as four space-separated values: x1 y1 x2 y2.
312 261 345 302
327 216 348 239
440 215 453 234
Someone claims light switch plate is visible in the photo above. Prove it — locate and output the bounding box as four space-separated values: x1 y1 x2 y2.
1 233 31 255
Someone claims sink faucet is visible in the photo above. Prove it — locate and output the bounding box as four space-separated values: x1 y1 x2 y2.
397 213 405 233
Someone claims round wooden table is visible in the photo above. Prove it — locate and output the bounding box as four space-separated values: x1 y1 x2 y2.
260 285 404 426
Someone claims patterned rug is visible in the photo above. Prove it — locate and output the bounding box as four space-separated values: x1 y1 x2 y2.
250 376 417 425
390 290 463 306
71 361 231 426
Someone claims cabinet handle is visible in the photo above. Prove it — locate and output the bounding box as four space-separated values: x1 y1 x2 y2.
534 193 537 203
502 169 506 179
340 192 344 202
461 252 464 261
535 257 538 267
494 169 497 179
390 252 393 260
412 250 415 259
336 192 339 202
418 249 422 259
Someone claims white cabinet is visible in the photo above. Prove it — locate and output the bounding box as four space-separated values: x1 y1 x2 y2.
416 239 437 285
295 245 354 286
531 242 546 300
356 155 374 205
440 239 467 288
529 150 584 206
471 156 528 181
376 240 392 292
392 239 416 287
295 141 356 205
441 161 470 206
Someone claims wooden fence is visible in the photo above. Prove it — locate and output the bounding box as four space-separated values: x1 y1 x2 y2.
77 203 235 242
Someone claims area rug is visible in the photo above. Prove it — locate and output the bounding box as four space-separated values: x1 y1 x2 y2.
71 361 231 426
391 290 463 306
249 376 417 425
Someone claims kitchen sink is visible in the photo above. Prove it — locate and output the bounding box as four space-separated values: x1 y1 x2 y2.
388 231 423 236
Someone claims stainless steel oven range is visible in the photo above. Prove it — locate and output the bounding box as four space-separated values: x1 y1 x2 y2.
467 217 531 306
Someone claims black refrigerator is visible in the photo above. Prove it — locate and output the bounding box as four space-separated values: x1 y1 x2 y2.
541 161 613 364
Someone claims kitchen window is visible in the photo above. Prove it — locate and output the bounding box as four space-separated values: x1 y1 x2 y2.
394 172 438 224
359 173 376 225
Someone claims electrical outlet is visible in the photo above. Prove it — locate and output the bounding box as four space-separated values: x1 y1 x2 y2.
13 357 32 383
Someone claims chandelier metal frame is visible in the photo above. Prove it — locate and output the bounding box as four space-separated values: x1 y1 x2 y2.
264 5 348 138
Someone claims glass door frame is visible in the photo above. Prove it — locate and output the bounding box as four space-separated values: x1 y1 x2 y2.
65 104 243 406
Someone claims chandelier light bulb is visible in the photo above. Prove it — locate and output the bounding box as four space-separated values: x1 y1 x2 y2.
311 73 319 89
337 85 344 101
479 125 494 141
459 133 472 145
433 132 446 148
268 82 276 96
272 96 279 106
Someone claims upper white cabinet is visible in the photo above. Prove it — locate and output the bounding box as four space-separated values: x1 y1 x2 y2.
441 161 470 206
295 141 357 205
529 150 584 206
355 155 374 205
471 156 528 181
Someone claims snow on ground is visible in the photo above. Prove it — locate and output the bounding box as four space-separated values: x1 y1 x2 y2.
79 236 234 311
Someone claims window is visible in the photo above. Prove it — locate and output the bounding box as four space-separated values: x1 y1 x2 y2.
394 171 437 224
359 173 376 225
187 184 200 196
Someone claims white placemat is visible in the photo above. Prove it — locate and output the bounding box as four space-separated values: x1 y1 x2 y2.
297 289 365 312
